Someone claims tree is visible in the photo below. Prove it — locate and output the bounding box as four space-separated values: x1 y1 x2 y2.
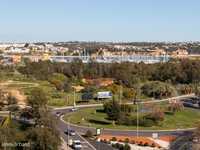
27 126 61 150
120 104 134 113
123 88 135 100
7 93 17 105
104 100 120 121
20 108 33 119
132 84 141 104
26 88 61 150
123 143 131 150
27 88 48 120
0 124 25 149
48 73 71 91
195 86 200 97
142 81 177 99
148 106 165 123
179 84 193 94
85 130 93 138
168 101 184 114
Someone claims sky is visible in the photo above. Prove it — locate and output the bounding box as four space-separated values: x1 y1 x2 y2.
0 0 200 42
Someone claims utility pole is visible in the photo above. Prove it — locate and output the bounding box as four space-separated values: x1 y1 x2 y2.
136 101 139 150
119 81 123 105
67 118 70 150
136 102 139 138
73 89 76 108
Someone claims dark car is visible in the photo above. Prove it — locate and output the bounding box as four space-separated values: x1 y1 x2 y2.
64 129 76 136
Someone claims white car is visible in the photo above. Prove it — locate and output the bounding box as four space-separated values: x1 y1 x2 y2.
71 108 78 112
72 140 82 150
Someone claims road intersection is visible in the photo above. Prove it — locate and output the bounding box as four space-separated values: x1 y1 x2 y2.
53 93 197 149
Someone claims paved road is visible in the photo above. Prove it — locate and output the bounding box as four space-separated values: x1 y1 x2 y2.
59 114 194 137
53 94 197 149
54 93 195 111
56 114 96 150
86 138 116 150
53 93 196 136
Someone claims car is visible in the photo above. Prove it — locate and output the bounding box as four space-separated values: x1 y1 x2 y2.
71 108 78 112
72 140 82 150
64 129 76 136
56 111 61 117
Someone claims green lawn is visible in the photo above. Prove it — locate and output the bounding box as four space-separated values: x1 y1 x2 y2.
64 107 200 130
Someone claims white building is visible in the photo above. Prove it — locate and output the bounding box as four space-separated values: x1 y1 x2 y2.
5 47 30 54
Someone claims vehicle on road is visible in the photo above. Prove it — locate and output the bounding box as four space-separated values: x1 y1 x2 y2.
72 140 82 150
56 111 62 117
71 108 78 112
64 129 76 136
182 99 200 108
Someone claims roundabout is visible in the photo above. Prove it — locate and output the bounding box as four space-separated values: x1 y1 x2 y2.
53 102 197 137
63 107 200 131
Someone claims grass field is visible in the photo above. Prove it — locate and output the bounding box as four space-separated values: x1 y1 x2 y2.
64 107 200 130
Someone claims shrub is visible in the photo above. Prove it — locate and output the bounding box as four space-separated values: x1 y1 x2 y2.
111 137 117 141
124 143 131 150
148 107 165 123
151 143 156 147
103 139 107 143
131 140 135 144
124 138 129 143
142 119 155 127
52 92 62 98
104 100 120 121
168 101 184 114
138 141 143 146
117 113 132 126
142 81 177 99
113 143 120 149
144 142 149 146
123 88 135 99
85 130 93 138
120 104 134 113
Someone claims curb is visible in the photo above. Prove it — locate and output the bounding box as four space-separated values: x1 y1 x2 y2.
60 115 196 133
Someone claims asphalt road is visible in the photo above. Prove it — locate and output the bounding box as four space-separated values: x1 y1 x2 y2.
86 138 116 150
59 114 194 137
52 94 198 149
57 116 96 150
53 105 195 137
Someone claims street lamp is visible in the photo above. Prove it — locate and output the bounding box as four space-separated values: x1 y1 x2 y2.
134 99 141 148
119 80 123 105
136 101 140 141
67 118 70 150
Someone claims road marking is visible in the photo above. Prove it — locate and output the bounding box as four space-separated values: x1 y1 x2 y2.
60 115 96 150
76 132 96 150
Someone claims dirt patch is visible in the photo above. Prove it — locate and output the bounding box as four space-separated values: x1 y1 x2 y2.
8 89 27 106
0 80 32 108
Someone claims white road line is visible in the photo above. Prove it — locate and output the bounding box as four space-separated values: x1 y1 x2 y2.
76 132 96 150
60 115 96 150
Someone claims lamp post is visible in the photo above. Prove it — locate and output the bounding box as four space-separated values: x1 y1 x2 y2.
119 80 123 105
134 98 141 149
136 101 139 142
73 88 76 108
67 118 70 150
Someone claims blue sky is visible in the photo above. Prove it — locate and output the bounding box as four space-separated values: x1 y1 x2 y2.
0 0 200 42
